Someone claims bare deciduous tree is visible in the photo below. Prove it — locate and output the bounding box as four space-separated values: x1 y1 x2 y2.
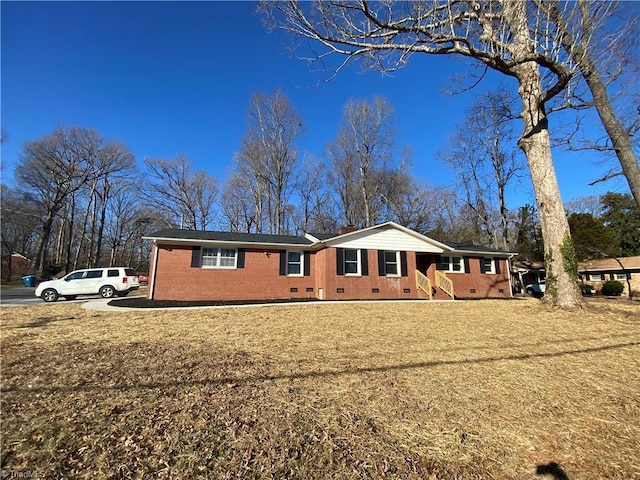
294 157 338 234
441 87 523 249
15 127 96 273
220 174 260 233
538 0 640 208
1 185 39 281
381 169 440 234
144 155 219 230
327 96 398 228
262 0 583 307
235 88 304 234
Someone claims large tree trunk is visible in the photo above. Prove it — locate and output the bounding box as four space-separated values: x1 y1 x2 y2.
34 215 55 274
516 62 582 307
577 55 640 208
502 0 582 307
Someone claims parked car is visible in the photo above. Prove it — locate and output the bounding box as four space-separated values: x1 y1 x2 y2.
525 280 546 297
580 284 595 296
35 267 140 302
138 273 149 284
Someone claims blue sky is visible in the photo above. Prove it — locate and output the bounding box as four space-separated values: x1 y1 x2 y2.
1 1 633 209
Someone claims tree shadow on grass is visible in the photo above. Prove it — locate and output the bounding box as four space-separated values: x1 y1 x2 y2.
536 462 570 480
15 316 76 329
3 340 638 395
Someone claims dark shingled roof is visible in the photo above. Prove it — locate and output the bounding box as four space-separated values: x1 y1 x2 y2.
442 241 511 255
306 232 338 241
146 229 314 246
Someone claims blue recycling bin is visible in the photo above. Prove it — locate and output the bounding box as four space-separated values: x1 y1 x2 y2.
22 275 36 287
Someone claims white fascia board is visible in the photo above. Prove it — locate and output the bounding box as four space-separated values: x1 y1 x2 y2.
449 248 518 257
579 266 639 272
143 236 315 250
304 233 322 243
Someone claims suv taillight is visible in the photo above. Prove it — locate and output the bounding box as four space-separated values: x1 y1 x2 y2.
122 277 128 283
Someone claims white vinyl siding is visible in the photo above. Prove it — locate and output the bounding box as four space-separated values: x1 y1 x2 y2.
331 227 444 253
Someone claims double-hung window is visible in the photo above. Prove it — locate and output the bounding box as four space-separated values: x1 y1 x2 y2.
482 258 495 274
384 251 400 276
377 250 407 277
589 273 604 281
336 248 367 276
287 251 303 276
613 273 627 281
344 249 360 275
202 247 237 268
437 256 464 273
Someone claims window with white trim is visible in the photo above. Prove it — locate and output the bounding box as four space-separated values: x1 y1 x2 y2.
588 273 604 281
613 273 627 281
482 258 495 274
384 251 400 276
202 247 237 268
437 256 464 273
287 251 303 276
344 249 360 275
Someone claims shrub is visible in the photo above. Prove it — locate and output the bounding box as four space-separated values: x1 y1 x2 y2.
601 280 624 296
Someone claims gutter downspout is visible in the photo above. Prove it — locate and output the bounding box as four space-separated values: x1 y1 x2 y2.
148 241 159 300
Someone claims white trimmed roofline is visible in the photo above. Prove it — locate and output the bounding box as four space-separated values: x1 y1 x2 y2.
317 221 455 252
142 236 319 250
143 222 517 256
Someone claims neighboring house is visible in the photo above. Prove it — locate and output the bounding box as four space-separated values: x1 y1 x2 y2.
578 256 640 296
143 221 515 302
1 253 30 283
511 260 546 293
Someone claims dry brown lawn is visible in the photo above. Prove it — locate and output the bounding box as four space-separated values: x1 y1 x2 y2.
1 298 639 479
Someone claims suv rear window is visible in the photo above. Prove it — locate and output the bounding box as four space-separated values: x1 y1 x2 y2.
86 270 103 279
125 268 136 276
107 269 119 277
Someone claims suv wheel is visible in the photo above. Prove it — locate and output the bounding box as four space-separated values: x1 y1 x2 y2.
100 285 116 298
42 289 59 303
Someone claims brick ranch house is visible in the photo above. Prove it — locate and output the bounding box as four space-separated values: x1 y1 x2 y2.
578 256 640 297
143 222 516 302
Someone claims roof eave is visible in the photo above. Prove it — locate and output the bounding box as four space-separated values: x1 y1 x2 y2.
142 236 316 249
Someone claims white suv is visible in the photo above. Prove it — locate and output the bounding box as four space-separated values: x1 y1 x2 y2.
35 267 140 302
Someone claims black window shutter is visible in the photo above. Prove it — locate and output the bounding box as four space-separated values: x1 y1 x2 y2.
494 257 501 274
361 249 369 276
191 246 201 268
279 250 287 276
336 248 345 276
304 251 311 276
400 251 408 277
237 248 245 269
378 250 386 276
479 258 486 274
463 257 470 274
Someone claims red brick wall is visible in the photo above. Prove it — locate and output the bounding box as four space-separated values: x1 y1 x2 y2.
318 248 427 300
149 244 511 301
149 244 317 301
425 256 511 299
